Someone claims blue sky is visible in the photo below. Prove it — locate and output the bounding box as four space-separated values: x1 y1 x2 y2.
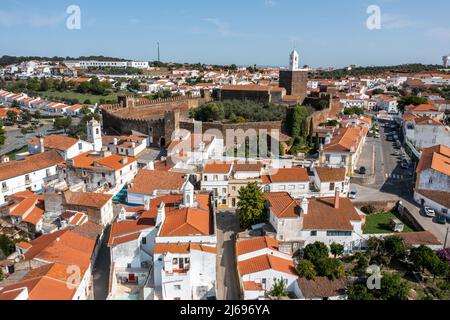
1 0 450 68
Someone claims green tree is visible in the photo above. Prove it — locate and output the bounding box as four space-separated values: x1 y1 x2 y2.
384 236 407 261
347 284 374 300
398 96 428 113
21 110 32 122
380 273 409 300
410 245 435 273
316 258 345 280
6 110 18 123
39 77 49 91
304 242 329 266
330 243 345 258
33 110 41 119
237 182 266 228
296 259 317 280
53 117 72 133
353 252 369 277
269 279 289 297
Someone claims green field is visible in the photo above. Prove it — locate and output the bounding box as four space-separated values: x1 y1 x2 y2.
363 211 416 234
36 90 128 104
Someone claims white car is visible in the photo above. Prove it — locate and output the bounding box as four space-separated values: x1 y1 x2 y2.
349 191 357 200
424 207 436 218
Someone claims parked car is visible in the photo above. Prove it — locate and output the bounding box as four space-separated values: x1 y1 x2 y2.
424 207 436 218
359 167 367 175
401 162 409 169
349 191 357 199
436 215 447 225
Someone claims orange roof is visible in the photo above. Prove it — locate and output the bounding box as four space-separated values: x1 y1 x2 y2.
416 145 450 177
203 162 233 174
68 152 137 171
243 281 264 291
0 108 21 118
264 192 300 218
314 167 346 182
238 254 297 276
143 194 213 237
0 263 79 300
414 116 443 126
154 243 216 254
128 170 186 195
263 167 309 183
108 219 154 247
23 228 96 270
64 191 112 209
303 197 362 231
236 236 280 256
323 126 367 153
0 150 63 181
407 104 439 112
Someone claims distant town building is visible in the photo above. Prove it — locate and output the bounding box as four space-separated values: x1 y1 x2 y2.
64 60 149 69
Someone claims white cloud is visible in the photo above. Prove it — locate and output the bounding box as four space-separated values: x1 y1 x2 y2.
264 0 277 7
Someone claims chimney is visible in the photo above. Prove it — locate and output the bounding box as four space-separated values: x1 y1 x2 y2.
144 198 151 211
39 136 45 153
334 188 340 209
300 197 309 215
121 156 128 165
156 202 166 227
113 138 118 146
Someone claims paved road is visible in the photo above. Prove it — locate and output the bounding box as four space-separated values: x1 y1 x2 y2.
216 210 241 300
93 225 111 300
351 119 449 246
0 121 53 156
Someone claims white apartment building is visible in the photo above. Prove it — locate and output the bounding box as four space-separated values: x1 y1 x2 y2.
414 145 450 218
312 167 350 197
262 167 310 199
28 135 94 160
265 191 364 254
201 161 233 208
236 236 298 300
0 150 63 206
403 115 450 151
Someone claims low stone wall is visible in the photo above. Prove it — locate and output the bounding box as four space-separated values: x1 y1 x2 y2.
352 201 398 212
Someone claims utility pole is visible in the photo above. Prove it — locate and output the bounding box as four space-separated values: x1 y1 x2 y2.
444 225 449 249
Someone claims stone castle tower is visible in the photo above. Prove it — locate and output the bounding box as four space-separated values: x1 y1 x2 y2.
279 49 308 103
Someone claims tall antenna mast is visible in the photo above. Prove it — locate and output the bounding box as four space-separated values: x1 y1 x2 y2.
157 42 160 63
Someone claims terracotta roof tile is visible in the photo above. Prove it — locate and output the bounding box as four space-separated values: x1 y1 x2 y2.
128 170 186 195
0 150 64 181
314 167 346 183
236 236 280 256
264 168 309 183
64 191 112 209
238 254 297 276
264 192 300 218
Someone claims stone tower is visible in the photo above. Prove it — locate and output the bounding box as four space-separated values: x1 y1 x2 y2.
87 119 102 152
279 50 308 103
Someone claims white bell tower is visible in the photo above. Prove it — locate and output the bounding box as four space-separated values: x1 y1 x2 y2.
182 176 195 208
87 119 102 152
289 49 300 71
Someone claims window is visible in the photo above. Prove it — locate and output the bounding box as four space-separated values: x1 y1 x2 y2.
1 182 6 190
222 188 227 194
325 155 331 163
174 285 181 291
25 175 30 183
327 231 352 237
330 182 335 191
288 185 295 190
204 175 208 181
310 231 317 236
142 237 147 245
232 186 236 192
127 263 132 269
428 177 433 184
172 258 178 264
279 185 286 191
213 175 218 181
341 155 347 163
46 169 51 177
78 142 83 151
